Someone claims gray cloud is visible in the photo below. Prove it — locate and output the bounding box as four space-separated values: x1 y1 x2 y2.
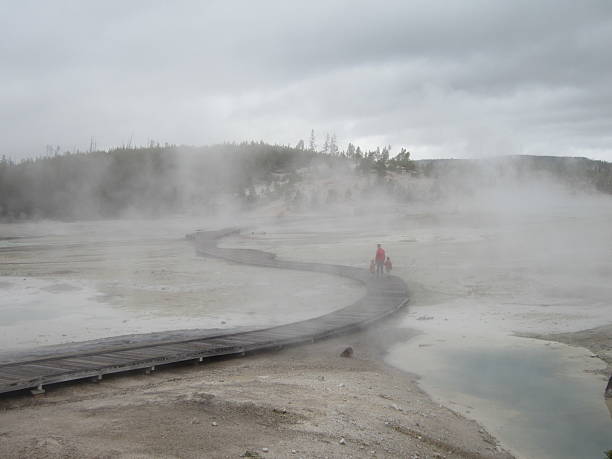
1 0 611 160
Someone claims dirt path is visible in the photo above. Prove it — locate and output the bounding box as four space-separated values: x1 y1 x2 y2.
0 323 513 459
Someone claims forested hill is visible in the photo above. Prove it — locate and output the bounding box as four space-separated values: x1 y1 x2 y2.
0 141 413 220
0 142 326 220
0 142 611 221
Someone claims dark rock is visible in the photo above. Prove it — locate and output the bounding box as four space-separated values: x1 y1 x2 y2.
340 346 354 358
241 451 261 458
605 374 612 399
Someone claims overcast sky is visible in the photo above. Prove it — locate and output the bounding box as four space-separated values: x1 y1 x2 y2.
2 0 612 160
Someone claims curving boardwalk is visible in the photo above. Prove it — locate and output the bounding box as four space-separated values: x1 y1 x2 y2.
0 229 409 396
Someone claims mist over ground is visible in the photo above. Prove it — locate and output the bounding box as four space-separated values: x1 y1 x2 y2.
1 143 611 221
211 158 612 459
2 2 612 457
2 146 612 458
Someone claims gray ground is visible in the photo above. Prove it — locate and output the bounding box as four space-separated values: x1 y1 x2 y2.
0 321 513 459
522 324 612 376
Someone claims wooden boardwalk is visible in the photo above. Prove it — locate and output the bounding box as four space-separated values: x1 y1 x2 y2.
0 228 409 396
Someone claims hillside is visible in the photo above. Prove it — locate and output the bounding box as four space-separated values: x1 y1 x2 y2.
1 144 611 221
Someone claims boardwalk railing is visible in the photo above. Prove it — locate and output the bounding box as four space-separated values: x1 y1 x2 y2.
0 229 409 395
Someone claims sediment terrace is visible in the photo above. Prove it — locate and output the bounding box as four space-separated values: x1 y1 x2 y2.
0 228 409 396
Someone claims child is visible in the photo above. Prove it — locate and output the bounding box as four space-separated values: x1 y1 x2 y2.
369 259 376 275
384 256 392 273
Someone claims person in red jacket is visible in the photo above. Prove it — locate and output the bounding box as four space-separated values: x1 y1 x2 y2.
375 244 386 277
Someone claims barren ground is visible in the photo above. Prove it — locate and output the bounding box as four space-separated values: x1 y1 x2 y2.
0 322 513 459
523 324 612 375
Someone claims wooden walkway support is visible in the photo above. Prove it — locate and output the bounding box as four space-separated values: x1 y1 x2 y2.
0 228 409 396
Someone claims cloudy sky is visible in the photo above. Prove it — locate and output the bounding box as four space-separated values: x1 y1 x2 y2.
2 0 611 160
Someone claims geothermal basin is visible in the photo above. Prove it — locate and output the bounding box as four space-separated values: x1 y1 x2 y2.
1 193 611 458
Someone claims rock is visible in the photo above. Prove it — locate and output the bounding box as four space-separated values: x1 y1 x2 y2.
605 374 612 399
339 438 346 445
261 447 269 452
416 316 434 321
190 418 200 425
211 421 218 426
240 451 261 458
340 346 354 357
291 449 297 454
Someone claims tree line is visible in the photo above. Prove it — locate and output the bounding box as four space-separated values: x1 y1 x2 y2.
1 138 611 221
0 136 417 220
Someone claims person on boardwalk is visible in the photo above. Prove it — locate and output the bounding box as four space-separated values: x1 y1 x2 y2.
384 256 392 274
375 244 386 277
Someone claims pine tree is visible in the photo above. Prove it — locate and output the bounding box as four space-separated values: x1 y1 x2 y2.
347 143 355 159
389 147 414 173
309 130 317 152
381 145 390 162
330 134 338 156
323 133 330 154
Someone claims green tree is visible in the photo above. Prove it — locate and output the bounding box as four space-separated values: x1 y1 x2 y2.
330 134 338 156
389 147 414 173
309 129 317 152
346 143 355 159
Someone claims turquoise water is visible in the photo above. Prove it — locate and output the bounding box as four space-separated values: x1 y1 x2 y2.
387 344 612 459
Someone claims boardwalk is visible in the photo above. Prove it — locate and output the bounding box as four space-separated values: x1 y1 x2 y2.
0 229 409 396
